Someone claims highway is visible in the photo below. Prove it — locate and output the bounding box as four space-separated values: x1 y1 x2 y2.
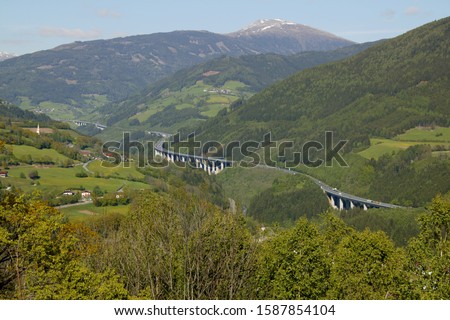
155 140 403 210
258 164 403 209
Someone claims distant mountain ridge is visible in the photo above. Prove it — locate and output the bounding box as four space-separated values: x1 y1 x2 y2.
100 40 378 132
0 20 353 121
229 19 352 53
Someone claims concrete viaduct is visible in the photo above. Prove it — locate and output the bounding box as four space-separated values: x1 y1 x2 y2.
154 141 402 210
154 140 233 175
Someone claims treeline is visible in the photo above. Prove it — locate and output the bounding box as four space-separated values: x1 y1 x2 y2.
0 193 128 299
295 145 450 208
248 175 329 225
139 164 229 210
1 188 449 300
368 145 450 206
0 99 54 124
339 207 423 246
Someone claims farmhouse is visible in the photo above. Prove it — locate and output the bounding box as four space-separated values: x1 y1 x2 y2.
81 190 91 199
62 190 75 196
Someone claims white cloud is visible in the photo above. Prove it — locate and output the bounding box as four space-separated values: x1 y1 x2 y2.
39 27 102 39
381 9 396 19
405 6 421 16
96 9 121 18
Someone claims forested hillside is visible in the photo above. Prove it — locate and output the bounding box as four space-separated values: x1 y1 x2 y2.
189 17 450 207
0 99 53 124
97 41 377 139
194 17 450 146
0 21 352 122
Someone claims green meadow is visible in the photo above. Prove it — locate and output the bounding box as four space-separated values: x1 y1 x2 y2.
359 127 450 160
87 159 145 180
129 80 249 127
394 126 450 142
5 165 149 194
59 202 131 221
9 144 75 163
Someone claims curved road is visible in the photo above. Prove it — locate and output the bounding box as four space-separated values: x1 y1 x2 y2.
155 140 403 210
258 164 403 209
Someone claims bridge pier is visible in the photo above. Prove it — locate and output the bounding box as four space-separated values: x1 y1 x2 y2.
327 194 338 210
339 198 344 211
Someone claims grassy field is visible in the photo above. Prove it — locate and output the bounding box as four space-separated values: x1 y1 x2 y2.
133 105 164 122
59 202 130 221
358 139 422 159
98 80 253 141
9 144 75 163
18 94 110 122
59 129 83 140
5 165 150 194
129 80 250 126
394 127 450 142
87 159 145 180
200 104 226 117
359 127 450 160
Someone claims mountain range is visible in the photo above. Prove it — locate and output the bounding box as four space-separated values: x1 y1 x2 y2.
96 40 378 139
0 19 353 121
194 17 450 147
228 19 352 52
189 17 449 207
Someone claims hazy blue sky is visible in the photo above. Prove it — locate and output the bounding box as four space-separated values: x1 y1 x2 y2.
1 0 449 55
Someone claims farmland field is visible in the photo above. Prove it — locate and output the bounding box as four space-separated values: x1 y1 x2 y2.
59 202 130 221
359 127 450 160
9 144 75 163
5 165 150 194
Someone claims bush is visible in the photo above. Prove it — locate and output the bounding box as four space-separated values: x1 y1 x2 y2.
28 170 40 180
75 171 88 178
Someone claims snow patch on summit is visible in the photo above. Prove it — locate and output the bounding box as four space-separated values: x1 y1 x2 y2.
0 51 16 61
242 19 299 33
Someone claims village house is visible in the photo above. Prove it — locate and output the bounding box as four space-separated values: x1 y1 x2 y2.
81 190 91 199
62 190 75 196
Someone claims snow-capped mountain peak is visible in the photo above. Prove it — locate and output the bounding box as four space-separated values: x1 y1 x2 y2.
0 51 16 61
238 19 300 34
227 19 354 53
